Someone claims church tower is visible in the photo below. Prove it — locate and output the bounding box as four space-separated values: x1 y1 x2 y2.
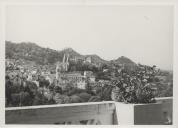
65 54 69 71
56 61 60 80
56 54 70 79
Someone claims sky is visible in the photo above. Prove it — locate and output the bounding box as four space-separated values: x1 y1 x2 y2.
6 5 173 70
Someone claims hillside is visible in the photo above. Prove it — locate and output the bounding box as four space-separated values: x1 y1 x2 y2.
6 41 63 64
110 56 137 71
6 41 137 67
84 54 109 65
59 48 84 59
112 56 136 65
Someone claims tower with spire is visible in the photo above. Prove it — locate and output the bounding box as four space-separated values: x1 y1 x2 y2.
56 54 69 79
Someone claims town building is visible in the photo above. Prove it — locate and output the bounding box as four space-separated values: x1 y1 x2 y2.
63 72 86 89
85 56 92 63
84 71 96 82
56 54 87 89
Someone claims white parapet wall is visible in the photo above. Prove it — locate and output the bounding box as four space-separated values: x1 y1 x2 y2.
115 102 135 125
114 97 173 125
5 97 173 125
5 101 116 124
115 102 163 125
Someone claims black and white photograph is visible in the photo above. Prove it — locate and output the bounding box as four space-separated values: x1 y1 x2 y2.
1 1 176 126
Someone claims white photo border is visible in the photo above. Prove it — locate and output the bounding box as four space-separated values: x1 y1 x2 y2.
0 0 177 128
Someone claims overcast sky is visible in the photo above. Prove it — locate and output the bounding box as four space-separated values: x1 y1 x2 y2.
6 5 173 70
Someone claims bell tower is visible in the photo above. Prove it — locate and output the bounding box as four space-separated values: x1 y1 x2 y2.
56 61 60 79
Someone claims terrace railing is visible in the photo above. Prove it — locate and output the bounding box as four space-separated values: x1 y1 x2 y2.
5 97 172 125
6 101 117 124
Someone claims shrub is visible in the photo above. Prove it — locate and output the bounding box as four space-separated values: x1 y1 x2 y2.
111 79 155 104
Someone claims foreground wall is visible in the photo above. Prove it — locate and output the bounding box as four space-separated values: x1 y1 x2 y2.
6 101 116 124
156 97 173 124
115 97 173 125
134 103 163 124
5 97 173 125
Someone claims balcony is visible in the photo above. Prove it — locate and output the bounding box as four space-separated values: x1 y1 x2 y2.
5 97 172 125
